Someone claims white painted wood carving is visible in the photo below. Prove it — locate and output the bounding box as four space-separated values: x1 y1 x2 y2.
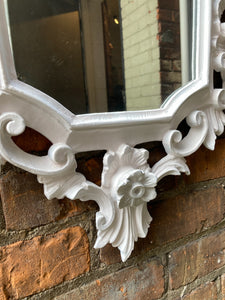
0 0 224 261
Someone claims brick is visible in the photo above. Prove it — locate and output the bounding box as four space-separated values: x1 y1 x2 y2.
0 170 62 230
123 27 150 48
221 273 225 298
160 47 181 59
77 157 103 186
0 199 5 231
119 0 180 111
141 85 160 97
161 83 176 95
127 95 162 110
121 1 139 17
159 22 180 36
158 13 180 47
126 87 141 99
55 259 164 300
161 60 172 71
181 282 218 300
129 73 160 89
159 29 177 46
126 51 150 68
160 71 181 83
59 198 98 219
168 229 225 289
172 59 181 71
140 60 160 77
101 185 225 265
0 226 90 299
125 43 140 59
172 10 180 23
157 9 173 22
138 12 158 32
12 127 51 153
173 83 181 90
0 170 97 230
158 0 179 10
149 185 225 244
186 138 225 183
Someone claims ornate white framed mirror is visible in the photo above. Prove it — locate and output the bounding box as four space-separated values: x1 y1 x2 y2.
0 0 224 262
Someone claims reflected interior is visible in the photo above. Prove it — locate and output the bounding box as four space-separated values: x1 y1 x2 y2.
7 0 182 114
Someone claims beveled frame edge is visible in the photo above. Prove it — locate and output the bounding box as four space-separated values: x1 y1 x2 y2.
0 0 224 261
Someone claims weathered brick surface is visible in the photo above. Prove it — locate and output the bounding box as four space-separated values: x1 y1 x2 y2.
0 169 97 230
180 282 218 300
221 273 225 298
101 185 225 265
161 59 172 71
161 83 176 96
59 198 97 219
0 200 5 231
12 127 51 153
0 170 62 230
159 23 180 47
77 156 103 186
158 9 179 23
157 9 173 22
55 259 164 300
160 47 181 60
186 138 225 183
146 186 225 251
173 60 181 71
160 71 181 83
168 230 225 290
0 227 90 299
158 0 179 10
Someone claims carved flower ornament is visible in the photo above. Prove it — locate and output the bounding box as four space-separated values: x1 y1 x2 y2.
101 144 157 208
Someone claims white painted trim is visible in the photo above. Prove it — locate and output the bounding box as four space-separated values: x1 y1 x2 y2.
0 0 224 261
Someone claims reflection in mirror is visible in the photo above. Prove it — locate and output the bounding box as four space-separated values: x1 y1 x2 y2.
7 0 183 114
7 0 88 114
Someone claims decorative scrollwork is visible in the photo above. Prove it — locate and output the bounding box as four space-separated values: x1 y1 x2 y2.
163 110 209 157
0 0 224 262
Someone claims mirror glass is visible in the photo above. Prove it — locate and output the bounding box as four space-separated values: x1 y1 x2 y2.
6 0 187 114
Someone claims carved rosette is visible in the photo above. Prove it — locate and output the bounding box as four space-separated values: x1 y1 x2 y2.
102 145 157 209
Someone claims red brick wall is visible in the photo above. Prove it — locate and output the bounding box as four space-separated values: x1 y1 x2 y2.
0 128 225 299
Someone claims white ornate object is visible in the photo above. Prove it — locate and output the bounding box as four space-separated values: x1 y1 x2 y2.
0 0 224 261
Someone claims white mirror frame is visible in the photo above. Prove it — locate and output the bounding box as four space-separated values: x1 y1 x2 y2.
0 0 224 262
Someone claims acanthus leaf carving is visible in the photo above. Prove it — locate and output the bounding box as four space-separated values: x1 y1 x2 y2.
152 154 190 182
94 202 151 262
95 144 155 261
37 169 86 200
203 106 225 149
